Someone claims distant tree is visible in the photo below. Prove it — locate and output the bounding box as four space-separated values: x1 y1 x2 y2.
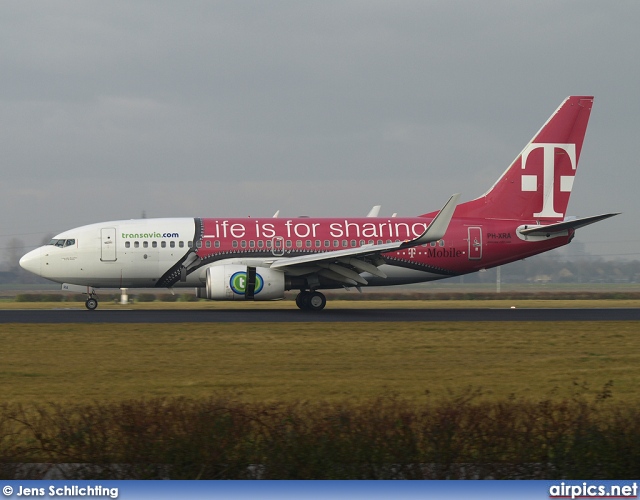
4 238 25 274
1 237 52 284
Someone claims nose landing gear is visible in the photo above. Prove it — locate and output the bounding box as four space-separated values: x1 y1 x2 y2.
85 290 99 310
85 297 98 310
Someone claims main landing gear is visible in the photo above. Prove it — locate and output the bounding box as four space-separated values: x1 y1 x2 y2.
295 290 327 311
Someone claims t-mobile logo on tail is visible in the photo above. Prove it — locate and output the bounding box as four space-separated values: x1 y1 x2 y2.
520 142 576 218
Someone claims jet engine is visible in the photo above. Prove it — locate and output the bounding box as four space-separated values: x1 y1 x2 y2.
196 265 285 301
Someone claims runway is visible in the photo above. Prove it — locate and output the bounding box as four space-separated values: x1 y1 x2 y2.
1 308 639 323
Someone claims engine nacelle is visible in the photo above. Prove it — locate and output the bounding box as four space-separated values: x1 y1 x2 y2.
198 265 285 301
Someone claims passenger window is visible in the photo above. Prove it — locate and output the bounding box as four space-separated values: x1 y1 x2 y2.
249 240 255 248
305 240 311 248
134 241 140 248
188 241 193 247
241 240 247 248
286 240 292 248
439 239 445 247
296 240 302 248
214 241 220 248
350 240 356 247
170 241 175 248
125 241 131 248
143 241 148 248
152 241 157 248
430 241 436 247
360 240 365 246
342 240 348 247
315 240 321 247
324 240 330 247
232 240 238 248
179 241 184 248
161 241 166 248
333 240 339 247
196 241 202 248
258 240 264 248
205 240 211 248
266 240 272 248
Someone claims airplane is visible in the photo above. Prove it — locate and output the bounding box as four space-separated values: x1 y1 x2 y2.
20 96 618 311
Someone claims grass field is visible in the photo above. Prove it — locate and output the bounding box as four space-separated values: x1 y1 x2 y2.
3 315 640 479
2 320 639 405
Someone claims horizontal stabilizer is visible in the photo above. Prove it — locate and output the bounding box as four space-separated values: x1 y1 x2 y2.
518 213 620 236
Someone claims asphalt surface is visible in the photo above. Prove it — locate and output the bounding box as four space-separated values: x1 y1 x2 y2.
1 308 639 323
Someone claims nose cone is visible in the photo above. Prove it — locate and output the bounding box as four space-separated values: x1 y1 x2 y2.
19 247 43 277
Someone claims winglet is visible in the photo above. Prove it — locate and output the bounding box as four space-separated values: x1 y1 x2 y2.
403 193 460 247
366 205 381 217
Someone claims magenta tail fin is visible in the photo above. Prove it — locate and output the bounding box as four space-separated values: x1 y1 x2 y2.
455 96 594 221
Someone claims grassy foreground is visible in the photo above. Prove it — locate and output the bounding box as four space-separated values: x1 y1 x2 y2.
1 321 639 404
3 321 640 479
3 394 639 479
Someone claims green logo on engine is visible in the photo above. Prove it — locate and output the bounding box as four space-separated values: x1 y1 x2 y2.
230 272 264 295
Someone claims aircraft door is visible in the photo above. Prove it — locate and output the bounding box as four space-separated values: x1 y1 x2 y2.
101 228 117 262
467 227 482 260
272 236 284 257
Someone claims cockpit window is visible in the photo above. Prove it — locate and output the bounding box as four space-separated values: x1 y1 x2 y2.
48 239 76 248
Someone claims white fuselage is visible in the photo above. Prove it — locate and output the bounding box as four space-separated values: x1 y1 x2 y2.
21 219 202 288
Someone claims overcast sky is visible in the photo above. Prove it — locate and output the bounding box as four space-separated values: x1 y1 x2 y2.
1 1 638 261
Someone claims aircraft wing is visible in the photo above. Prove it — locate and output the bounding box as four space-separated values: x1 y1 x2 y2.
267 194 460 285
518 213 620 236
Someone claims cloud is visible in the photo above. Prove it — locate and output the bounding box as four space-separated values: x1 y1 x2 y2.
1 1 638 258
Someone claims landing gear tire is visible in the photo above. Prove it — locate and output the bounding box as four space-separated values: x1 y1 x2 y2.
307 291 326 311
295 291 309 309
85 298 98 311
295 291 326 311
